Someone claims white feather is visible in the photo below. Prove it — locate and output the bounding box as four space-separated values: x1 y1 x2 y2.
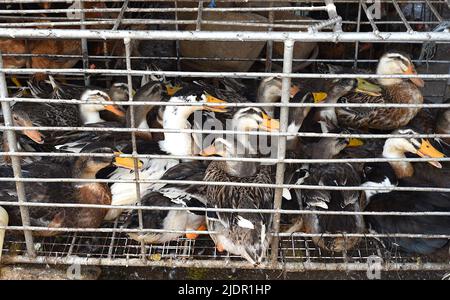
236 216 255 230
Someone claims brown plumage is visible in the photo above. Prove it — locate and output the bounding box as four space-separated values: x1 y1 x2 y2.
202 137 274 265
333 52 424 131
337 81 423 130
0 147 127 237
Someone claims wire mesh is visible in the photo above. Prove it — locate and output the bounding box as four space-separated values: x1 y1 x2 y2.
0 0 449 271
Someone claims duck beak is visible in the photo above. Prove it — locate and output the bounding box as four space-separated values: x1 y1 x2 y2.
104 105 126 117
186 224 207 240
204 93 228 113
166 84 183 96
260 113 280 132
312 92 328 103
290 85 300 97
404 64 425 88
200 145 219 157
355 78 383 96
347 138 364 147
23 129 45 144
416 139 445 168
113 152 143 170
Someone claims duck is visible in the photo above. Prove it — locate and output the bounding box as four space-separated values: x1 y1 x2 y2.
361 162 450 255
381 127 448 187
334 51 425 130
287 133 366 253
53 81 168 154
201 137 274 265
9 88 126 149
123 106 281 243
0 205 7 260
123 160 209 244
436 98 450 143
104 87 229 220
0 145 136 237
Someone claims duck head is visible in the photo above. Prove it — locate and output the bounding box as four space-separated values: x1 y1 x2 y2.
257 77 302 118
377 52 424 87
232 107 280 132
11 109 45 144
79 89 126 124
73 145 140 179
200 137 258 177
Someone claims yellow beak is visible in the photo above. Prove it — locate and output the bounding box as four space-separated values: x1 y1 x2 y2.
404 64 425 88
355 78 383 97
347 138 364 148
312 92 328 103
416 139 445 168
113 152 143 170
260 112 280 132
204 93 228 113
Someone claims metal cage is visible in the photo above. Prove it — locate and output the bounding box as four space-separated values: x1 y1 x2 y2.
0 0 450 273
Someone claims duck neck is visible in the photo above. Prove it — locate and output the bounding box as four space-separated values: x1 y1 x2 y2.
222 158 258 178
159 105 196 156
79 106 103 124
383 139 414 179
128 105 153 129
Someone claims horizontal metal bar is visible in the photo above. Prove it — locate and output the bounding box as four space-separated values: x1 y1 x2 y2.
1 176 450 193
0 6 329 15
5 97 450 108
2 151 450 164
0 28 449 42
2 255 450 272
1 225 450 240
2 68 449 79
3 125 450 141
1 201 450 217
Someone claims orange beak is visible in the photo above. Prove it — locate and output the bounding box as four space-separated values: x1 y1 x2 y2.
416 139 445 168
23 129 45 144
113 152 143 170
200 144 219 157
186 224 207 240
404 64 424 88
166 84 183 97
204 93 228 113
104 105 126 117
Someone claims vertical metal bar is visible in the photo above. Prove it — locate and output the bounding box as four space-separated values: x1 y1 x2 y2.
112 0 129 31
196 1 204 31
324 0 343 32
79 0 90 86
425 0 443 22
174 0 181 71
353 0 363 69
265 3 275 73
0 52 35 257
392 0 414 33
124 38 146 261
361 1 380 35
270 39 294 264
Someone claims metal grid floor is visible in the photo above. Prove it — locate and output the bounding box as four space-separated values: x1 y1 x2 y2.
2 214 448 271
